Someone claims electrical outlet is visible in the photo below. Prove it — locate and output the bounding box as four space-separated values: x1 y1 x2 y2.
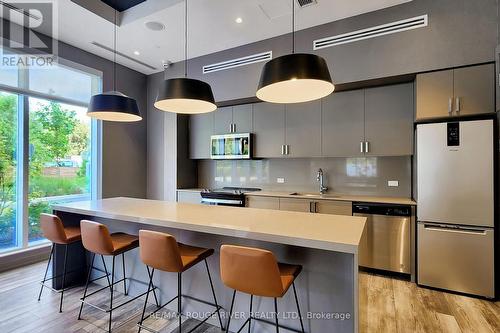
277 177 285 184
388 180 399 187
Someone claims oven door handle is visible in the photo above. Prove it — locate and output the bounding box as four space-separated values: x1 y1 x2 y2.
201 198 243 205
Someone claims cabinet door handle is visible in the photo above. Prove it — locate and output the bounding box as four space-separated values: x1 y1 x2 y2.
360 142 364 153
281 144 285 155
365 141 370 153
455 97 460 113
448 97 453 114
309 201 314 213
314 201 318 213
285 144 290 155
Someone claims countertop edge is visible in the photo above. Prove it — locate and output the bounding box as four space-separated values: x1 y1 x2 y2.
53 203 361 255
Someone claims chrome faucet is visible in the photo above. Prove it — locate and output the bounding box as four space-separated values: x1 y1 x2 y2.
317 168 328 195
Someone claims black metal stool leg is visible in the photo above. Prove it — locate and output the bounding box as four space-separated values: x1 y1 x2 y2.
146 266 160 307
109 255 116 333
274 298 279 333
101 255 112 290
226 290 236 333
292 282 305 333
138 267 155 333
178 272 182 332
78 253 95 320
248 295 253 333
59 244 69 312
204 259 224 330
122 253 127 295
38 244 54 301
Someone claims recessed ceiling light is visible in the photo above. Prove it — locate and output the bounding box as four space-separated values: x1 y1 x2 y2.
235 17 243 24
134 50 140 56
145 21 165 31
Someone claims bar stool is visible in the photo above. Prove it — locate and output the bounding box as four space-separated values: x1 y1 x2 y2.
137 230 224 333
37 213 82 312
220 245 305 333
78 220 159 333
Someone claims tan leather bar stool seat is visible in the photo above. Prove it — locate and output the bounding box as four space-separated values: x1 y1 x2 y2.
38 213 83 313
139 230 214 272
80 220 139 256
220 244 305 333
137 230 223 333
220 245 302 298
40 213 81 244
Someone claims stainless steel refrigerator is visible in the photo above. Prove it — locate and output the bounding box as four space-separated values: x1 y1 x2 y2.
416 119 495 298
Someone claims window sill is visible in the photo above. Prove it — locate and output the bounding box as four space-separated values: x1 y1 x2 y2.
0 243 51 273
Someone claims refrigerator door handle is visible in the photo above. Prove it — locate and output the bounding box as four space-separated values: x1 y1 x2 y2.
423 224 487 235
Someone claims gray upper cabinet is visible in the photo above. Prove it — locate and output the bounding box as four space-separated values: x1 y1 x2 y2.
416 64 495 120
285 101 322 157
253 102 285 158
233 104 253 133
416 70 454 120
364 83 414 156
322 90 365 157
189 113 213 159
453 64 495 116
214 106 233 134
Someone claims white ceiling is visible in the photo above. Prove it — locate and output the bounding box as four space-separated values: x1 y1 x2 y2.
4 0 412 75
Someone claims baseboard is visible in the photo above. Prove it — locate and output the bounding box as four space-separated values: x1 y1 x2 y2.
0 244 51 273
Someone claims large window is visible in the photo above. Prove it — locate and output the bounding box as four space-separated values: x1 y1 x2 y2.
0 59 101 252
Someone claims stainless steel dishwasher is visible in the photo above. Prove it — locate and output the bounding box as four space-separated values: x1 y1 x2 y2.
353 202 411 274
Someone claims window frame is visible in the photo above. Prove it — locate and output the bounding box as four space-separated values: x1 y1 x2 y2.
0 57 102 252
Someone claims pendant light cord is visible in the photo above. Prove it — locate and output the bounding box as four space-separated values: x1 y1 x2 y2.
184 0 188 77
291 0 295 53
113 0 117 91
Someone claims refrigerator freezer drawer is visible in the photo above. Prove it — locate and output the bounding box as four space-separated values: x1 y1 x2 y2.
417 222 494 298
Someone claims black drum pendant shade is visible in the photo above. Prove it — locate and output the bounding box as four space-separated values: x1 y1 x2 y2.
87 91 142 122
256 53 334 104
154 78 217 114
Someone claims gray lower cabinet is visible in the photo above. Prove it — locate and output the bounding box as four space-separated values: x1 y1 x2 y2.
189 113 214 159
364 83 414 156
246 196 280 210
214 106 233 134
314 200 352 215
233 104 253 133
322 90 365 157
285 101 322 157
416 63 495 120
253 102 285 158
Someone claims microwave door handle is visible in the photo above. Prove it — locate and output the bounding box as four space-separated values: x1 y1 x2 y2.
239 139 243 154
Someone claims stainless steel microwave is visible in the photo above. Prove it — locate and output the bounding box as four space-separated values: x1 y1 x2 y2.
210 133 252 160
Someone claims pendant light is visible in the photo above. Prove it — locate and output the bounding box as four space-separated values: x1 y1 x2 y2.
87 1 142 122
256 0 334 104
154 0 216 114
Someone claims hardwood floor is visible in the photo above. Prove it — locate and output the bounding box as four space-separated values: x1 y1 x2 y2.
0 262 498 333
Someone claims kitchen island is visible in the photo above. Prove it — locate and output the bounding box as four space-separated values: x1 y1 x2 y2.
52 197 366 333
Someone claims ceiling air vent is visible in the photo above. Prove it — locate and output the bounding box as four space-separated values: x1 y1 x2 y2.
313 14 428 50
297 0 317 8
203 51 272 74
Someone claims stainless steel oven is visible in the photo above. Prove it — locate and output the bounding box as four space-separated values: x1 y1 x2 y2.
211 133 252 160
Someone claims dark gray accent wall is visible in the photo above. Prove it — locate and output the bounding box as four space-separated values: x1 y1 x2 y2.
57 41 148 199
171 0 498 102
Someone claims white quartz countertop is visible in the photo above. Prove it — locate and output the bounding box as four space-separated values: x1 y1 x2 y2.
53 197 366 254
